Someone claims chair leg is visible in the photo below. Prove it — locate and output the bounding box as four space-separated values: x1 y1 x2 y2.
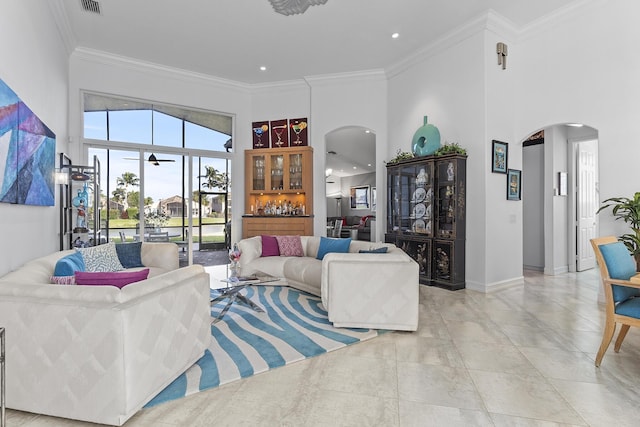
614 324 630 353
595 319 616 367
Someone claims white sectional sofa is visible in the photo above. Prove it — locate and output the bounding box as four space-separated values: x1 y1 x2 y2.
0 242 211 426
238 236 419 331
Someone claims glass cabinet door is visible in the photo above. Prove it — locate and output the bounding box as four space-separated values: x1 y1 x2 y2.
289 153 302 190
399 165 415 233
270 154 284 190
412 162 433 236
251 155 265 191
436 159 456 238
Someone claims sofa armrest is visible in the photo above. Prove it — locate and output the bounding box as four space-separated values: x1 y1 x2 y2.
238 236 262 267
321 251 419 331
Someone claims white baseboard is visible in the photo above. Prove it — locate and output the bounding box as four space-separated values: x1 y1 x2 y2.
544 265 569 276
466 276 525 293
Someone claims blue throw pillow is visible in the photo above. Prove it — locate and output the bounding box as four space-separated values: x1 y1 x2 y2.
115 242 144 268
600 242 640 303
316 237 351 260
359 247 388 254
53 251 86 276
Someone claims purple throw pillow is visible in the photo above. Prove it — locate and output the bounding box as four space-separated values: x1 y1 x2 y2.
261 235 280 257
275 235 304 257
75 268 150 289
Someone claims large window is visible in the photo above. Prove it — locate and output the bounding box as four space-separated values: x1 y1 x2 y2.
83 93 233 257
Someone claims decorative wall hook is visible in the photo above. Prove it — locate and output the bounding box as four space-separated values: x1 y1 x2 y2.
497 42 508 70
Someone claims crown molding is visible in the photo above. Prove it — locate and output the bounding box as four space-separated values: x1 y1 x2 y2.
47 0 76 55
249 79 311 93
304 69 387 87
386 11 520 79
72 47 252 93
518 0 600 42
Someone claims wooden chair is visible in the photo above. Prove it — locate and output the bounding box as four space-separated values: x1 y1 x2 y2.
590 236 640 366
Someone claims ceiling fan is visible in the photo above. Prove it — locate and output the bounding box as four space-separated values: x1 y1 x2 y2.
124 153 176 166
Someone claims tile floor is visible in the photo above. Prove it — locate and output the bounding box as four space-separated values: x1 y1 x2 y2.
7 268 640 426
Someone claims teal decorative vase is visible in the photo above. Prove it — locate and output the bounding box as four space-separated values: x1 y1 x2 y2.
411 116 441 157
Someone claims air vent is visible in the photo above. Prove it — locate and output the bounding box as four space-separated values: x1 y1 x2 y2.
80 0 101 14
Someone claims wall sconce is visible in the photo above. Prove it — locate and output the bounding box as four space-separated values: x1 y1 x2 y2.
497 42 508 70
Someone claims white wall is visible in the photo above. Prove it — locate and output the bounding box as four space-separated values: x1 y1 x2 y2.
514 0 640 241
0 1 69 276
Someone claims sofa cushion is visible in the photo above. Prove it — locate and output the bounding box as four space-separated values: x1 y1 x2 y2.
275 235 304 257
53 251 86 276
75 268 150 288
316 237 351 260
261 235 280 257
115 242 144 268
77 242 124 272
283 257 322 290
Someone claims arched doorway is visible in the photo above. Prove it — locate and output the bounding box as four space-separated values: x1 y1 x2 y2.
324 126 376 239
522 123 599 274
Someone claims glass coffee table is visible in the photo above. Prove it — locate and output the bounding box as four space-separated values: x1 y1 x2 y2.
207 266 281 324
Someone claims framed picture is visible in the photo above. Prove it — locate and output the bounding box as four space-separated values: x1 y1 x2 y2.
270 119 289 148
371 187 377 211
350 185 370 209
251 121 269 149
491 140 508 173
507 169 522 200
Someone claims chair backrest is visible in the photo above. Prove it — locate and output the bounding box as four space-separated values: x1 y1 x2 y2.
591 235 640 304
119 231 127 243
591 236 619 282
147 231 169 242
332 219 342 238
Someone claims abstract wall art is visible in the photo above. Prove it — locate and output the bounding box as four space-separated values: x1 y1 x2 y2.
0 78 55 206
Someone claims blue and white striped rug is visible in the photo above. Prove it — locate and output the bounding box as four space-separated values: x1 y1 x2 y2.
146 285 383 407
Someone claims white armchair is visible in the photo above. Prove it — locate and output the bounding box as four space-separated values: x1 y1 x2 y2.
321 251 419 331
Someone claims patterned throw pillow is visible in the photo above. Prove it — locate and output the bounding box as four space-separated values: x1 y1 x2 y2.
77 242 124 272
275 235 304 257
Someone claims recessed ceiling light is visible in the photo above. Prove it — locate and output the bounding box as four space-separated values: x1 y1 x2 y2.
367 164 372 167
365 129 370 133
567 123 583 127
391 33 399 39
353 166 357 170
259 66 267 71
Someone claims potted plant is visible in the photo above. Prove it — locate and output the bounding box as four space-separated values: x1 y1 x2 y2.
434 141 467 156
597 191 640 270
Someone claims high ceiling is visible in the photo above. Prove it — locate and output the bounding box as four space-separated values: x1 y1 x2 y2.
57 0 577 85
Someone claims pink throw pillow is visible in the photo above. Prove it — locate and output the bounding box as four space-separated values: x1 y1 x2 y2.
261 235 280 257
275 235 304 257
75 268 150 289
